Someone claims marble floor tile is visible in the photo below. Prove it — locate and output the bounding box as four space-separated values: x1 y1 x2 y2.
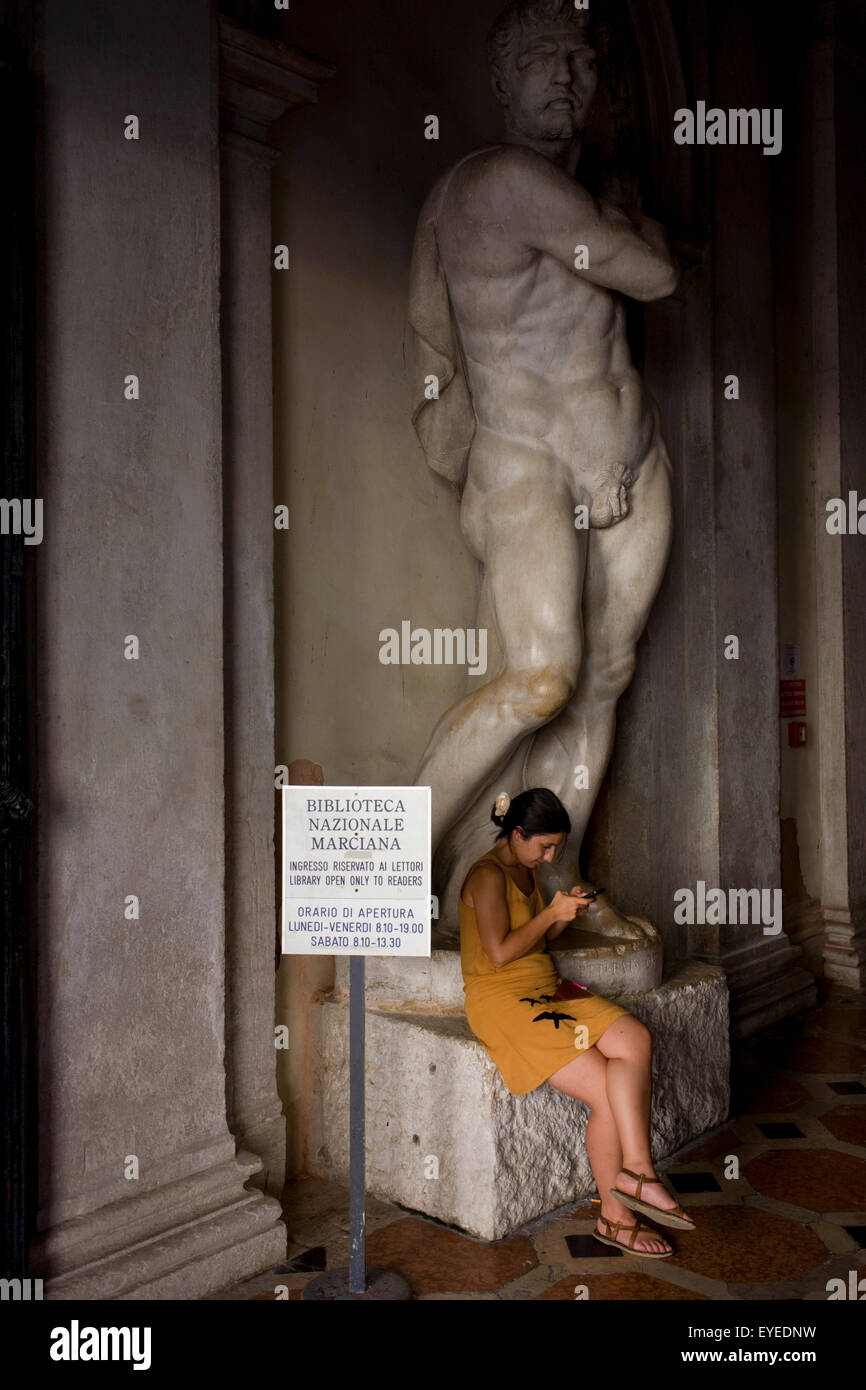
748 1036 866 1074
537 1271 711 1299
810 1007 866 1040
362 1214 537 1294
665 1203 829 1283
817 1103 866 1147
743 1147 866 1212
675 1126 743 1164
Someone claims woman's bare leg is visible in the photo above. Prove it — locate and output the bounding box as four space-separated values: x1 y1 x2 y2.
546 1045 673 1254
594 1016 694 1223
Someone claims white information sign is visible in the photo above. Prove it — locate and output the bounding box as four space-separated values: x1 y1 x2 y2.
281 785 432 957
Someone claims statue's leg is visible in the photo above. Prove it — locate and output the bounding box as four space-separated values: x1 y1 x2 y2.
414 469 588 856
432 562 542 847
430 742 533 937
523 433 674 932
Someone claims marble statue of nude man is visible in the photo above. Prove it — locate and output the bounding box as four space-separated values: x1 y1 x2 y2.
408 0 678 937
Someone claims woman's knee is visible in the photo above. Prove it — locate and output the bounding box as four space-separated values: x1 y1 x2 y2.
599 1014 652 1061
626 1018 653 1060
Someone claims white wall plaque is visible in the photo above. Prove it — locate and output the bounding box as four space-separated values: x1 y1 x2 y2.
280 785 431 956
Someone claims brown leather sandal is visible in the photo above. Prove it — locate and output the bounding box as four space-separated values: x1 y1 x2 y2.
592 1212 674 1258
609 1168 696 1230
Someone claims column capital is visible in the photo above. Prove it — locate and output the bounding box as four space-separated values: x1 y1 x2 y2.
218 13 335 144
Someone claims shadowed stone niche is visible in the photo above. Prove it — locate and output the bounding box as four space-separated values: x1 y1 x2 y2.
303 0 788 1235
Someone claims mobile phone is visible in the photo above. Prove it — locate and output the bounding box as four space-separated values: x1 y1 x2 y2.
580 887 604 900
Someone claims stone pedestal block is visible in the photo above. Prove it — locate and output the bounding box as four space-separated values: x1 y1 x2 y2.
310 960 728 1241
334 925 663 1010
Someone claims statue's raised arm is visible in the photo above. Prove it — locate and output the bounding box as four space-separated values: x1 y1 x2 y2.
478 143 679 302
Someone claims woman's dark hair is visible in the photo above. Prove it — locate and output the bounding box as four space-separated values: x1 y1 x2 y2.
490 787 571 843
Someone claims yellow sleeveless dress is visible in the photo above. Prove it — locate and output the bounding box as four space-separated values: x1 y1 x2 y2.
459 849 631 1095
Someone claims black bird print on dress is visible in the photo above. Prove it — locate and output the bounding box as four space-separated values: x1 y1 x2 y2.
519 994 554 1006
532 1010 575 1029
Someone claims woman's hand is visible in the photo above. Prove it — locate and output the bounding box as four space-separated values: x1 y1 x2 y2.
555 887 593 920
547 887 592 938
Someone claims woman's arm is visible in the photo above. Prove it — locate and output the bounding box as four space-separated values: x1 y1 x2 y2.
468 863 586 968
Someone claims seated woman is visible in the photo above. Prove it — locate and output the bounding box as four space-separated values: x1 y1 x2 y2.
458 786 696 1258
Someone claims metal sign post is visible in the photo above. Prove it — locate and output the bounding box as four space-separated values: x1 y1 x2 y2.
348 954 365 1292
303 954 411 1299
284 786 429 1300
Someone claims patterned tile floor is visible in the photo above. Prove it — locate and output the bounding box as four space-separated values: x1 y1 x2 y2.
206 979 866 1301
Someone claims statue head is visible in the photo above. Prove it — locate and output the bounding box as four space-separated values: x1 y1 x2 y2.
487 1 598 148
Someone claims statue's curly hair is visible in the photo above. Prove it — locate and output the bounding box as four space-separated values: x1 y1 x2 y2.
487 0 595 88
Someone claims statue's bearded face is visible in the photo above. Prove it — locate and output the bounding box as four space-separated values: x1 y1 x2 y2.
498 25 597 141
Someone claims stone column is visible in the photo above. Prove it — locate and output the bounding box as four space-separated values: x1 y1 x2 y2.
29 0 285 1300
701 2 814 1035
690 2 816 1034
811 14 866 987
218 17 334 1197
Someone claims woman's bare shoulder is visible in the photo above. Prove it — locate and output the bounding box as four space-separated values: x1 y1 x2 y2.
461 858 506 907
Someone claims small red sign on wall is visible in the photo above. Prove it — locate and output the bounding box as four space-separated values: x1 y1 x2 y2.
780 679 806 717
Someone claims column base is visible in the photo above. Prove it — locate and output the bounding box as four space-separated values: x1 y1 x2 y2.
231 1106 286 1199
823 905 866 988
698 935 817 1038
784 901 827 975
33 1151 286 1300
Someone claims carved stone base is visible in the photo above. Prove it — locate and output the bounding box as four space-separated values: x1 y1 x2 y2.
33 1153 285 1300
231 1109 287 1200
338 920 662 1006
698 935 818 1039
784 901 828 976
823 905 866 989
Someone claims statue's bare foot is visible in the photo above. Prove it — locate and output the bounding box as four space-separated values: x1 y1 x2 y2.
573 893 646 940
539 869 646 941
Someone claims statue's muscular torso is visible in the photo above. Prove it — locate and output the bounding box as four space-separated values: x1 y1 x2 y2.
433 144 661 516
